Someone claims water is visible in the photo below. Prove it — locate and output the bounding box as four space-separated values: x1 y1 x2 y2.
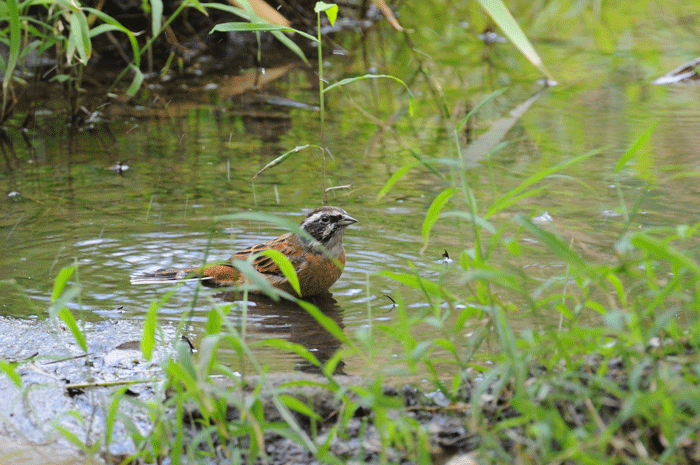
3 37 700 379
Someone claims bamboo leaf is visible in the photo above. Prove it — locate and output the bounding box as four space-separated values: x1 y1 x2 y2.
517 216 588 270
58 307 88 352
0 361 22 387
314 2 338 25
257 249 301 296
324 74 414 116
422 188 455 252
3 0 20 90
376 161 421 200
279 394 323 421
126 64 144 97
141 301 158 360
615 122 657 173
252 145 316 180
150 0 163 37
476 0 552 79
52 266 75 301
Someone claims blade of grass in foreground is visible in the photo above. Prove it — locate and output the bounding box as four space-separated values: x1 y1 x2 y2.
476 0 552 79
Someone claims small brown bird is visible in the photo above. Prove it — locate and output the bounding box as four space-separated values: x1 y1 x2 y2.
132 206 357 297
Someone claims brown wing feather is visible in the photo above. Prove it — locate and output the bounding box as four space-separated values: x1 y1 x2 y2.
229 233 307 277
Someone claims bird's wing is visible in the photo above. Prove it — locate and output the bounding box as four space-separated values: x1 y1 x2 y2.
231 233 306 277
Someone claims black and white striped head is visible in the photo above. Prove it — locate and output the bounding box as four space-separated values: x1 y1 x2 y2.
299 206 357 253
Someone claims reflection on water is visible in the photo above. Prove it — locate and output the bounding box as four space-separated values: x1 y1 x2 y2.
216 292 346 374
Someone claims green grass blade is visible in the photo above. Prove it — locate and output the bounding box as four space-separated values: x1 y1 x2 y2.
476 0 552 79
150 0 164 37
210 22 317 43
486 149 602 217
3 0 20 90
252 145 317 180
84 7 141 67
456 87 507 132
257 249 301 296
126 64 144 97
141 301 158 361
422 188 455 252
615 122 657 173
0 361 22 387
626 233 700 276
324 74 415 116
296 300 351 345
58 307 88 352
517 215 588 270
52 266 75 301
376 160 421 200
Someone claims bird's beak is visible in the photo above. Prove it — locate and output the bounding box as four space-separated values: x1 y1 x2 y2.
339 214 358 227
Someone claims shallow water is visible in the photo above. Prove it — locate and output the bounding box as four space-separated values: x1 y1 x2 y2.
3 29 700 382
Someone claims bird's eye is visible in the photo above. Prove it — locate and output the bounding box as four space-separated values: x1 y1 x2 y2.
320 215 330 223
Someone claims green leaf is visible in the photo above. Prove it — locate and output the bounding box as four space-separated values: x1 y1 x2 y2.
296 300 351 345
230 259 285 299
376 161 420 200
314 2 337 13
52 266 75 302
48 286 81 320
314 2 338 25
422 188 455 252
210 22 317 42
324 74 415 116
126 64 144 97
476 0 552 79
0 361 22 387
615 122 657 173
256 338 321 368
252 145 317 180
206 308 222 334
486 149 602 217
59 307 88 352
517 216 588 270
627 233 700 275
83 7 141 67
68 11 91 64
269 31 309 65
3 0 20 89
279 394 323 421
378 271 446 298
456 87 507 132
257 249 301 296
150 0 164 37
141 301 158 360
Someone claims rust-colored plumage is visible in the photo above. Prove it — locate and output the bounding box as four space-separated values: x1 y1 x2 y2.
132 206 357 297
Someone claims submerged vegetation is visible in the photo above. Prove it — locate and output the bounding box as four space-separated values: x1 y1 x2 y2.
2 0 700 464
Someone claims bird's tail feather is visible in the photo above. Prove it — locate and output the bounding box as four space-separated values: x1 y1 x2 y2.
130 268 208 285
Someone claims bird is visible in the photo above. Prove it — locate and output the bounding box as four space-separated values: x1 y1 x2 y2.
131 206 357 297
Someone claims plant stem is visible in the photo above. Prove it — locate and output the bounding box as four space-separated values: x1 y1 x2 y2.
317 11 327 204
